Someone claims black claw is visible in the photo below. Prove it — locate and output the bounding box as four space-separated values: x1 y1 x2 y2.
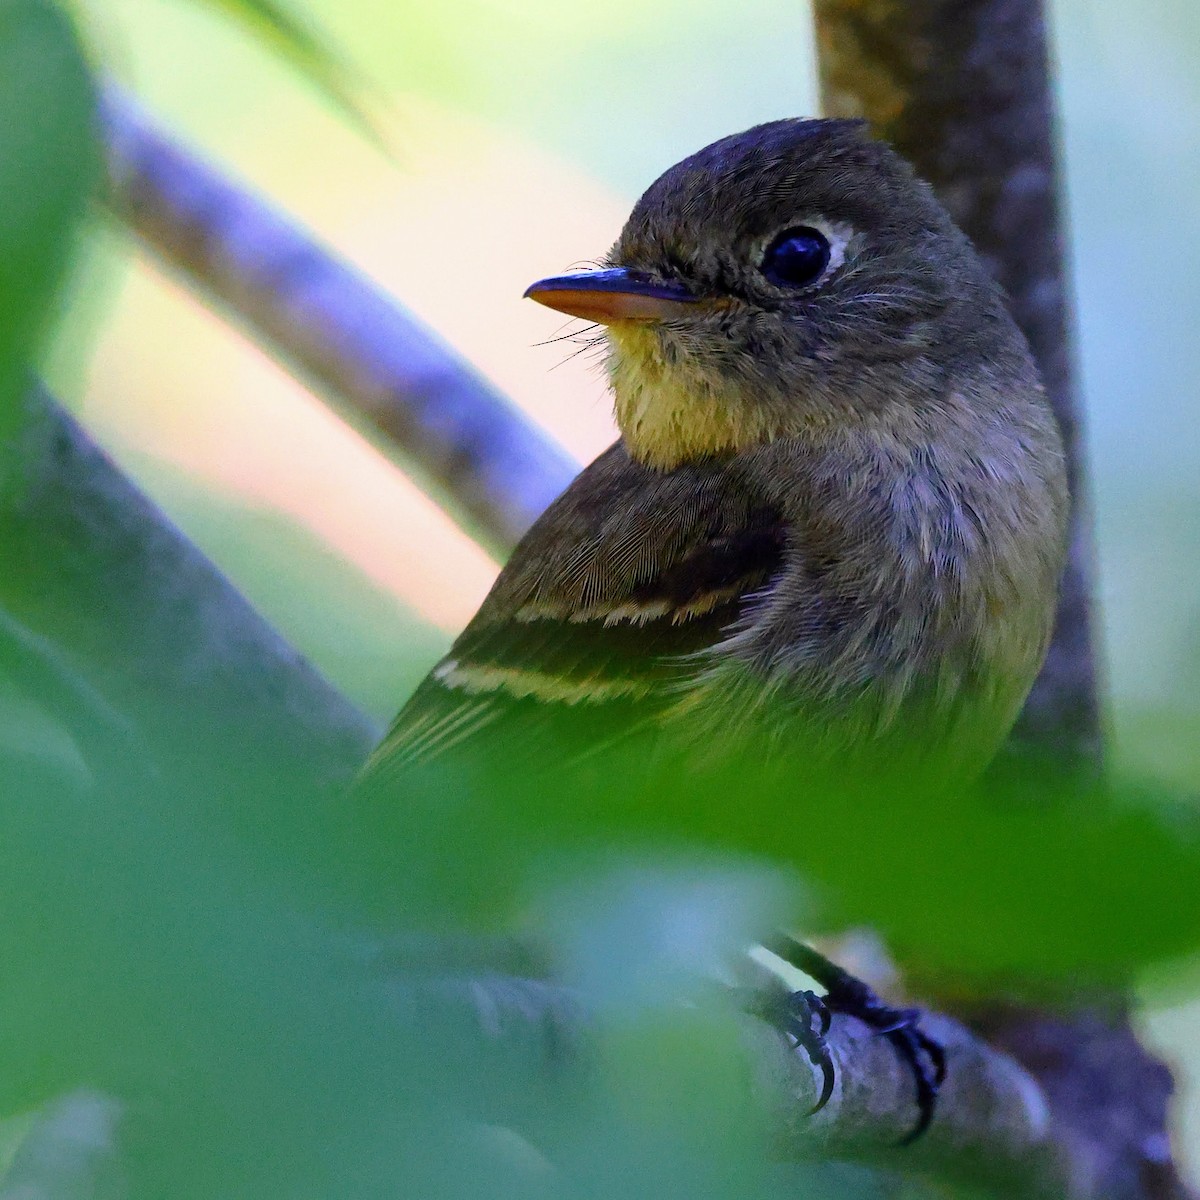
813 1058 835 1115
916 1027 948 1088
815 995 832 1038
777 988 836 1114
766 935 946 1144
885 1021 942 1145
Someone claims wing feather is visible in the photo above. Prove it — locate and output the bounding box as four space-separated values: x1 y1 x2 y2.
358 443 785 782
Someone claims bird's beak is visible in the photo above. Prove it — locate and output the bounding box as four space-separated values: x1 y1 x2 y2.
523 267 700 324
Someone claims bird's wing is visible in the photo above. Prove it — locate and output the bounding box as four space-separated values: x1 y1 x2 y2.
358 442 787 783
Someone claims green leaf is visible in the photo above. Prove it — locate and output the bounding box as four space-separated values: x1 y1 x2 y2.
0 0 97 445
184 0 384 147
354 725 1200 989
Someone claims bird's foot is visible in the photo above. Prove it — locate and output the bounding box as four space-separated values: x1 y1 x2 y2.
767 936 946 1145
779 987 836 1114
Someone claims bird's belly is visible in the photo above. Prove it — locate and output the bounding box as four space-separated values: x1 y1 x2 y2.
662 627 1045 793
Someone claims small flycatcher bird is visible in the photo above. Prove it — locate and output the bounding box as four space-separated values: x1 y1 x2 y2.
357 117 1070 1143
361 118 1068 792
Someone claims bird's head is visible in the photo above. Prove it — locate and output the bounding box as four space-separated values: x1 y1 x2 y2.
525 118 1035 470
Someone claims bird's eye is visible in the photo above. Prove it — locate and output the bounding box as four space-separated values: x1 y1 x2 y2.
760 226 832 288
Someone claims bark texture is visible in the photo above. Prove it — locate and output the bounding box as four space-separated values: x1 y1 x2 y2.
814 0 1102 770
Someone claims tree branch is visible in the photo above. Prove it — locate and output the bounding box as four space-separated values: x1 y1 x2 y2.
0 384 378 798
0 963 1096 1199
456 970 1090 1199
811 0 1101 770
809 5 1191 1198
757 1011 1066 1197
99 88 580 561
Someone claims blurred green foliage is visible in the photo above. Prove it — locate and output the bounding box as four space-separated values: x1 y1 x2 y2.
2 0 1200 1195
180 0 384 142
5 612 1200 1194
0 647 801 1197
357 727 1200 988
0 0 96 447
67 0 380 139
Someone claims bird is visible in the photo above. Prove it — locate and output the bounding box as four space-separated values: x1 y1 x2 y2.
360 117 1067 796
355 117 1069 1139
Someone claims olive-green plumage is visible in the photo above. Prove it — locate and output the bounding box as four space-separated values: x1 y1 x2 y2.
361 118 1068 793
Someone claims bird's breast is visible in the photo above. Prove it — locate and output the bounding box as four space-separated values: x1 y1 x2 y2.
683 426 1066 781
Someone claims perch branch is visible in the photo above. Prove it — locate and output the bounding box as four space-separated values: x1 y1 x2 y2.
99 87 580 560
455 970 1094 1199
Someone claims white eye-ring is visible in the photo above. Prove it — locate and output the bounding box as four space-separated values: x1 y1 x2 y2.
755 218 855 289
